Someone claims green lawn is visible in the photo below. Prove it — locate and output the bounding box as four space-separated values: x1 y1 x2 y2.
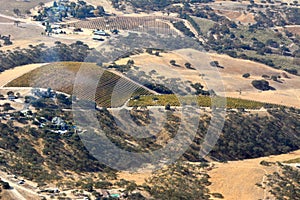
232 25 292 46
241 50 300 71
192 17 216 35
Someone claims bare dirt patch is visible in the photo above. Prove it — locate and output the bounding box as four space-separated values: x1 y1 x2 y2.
216 10 256 24
284 25 300 36
0 16 13 23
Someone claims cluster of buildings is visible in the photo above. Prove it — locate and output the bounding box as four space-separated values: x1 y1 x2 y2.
92 29 108 41
92 29 119 41
31 88 56 98
33 0 106 23
51 24 66 34
34 115 68 133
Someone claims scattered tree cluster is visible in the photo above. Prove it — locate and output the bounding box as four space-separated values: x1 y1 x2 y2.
33 0 106 22
0 41 91 72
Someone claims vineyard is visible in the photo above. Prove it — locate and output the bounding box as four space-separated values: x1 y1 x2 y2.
128 94 282 109
67 16 181 35
6 62 152 107
5 61 284 109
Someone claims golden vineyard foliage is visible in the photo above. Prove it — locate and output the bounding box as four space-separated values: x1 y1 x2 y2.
129 94 281 109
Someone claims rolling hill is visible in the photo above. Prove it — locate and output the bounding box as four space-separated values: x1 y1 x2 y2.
115 50 300 108
5 62 152 107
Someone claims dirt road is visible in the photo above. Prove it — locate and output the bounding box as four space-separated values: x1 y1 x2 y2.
0 171 40 200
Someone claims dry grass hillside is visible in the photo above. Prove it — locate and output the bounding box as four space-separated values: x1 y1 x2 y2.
0 0 52 16
210 53 300 108
0 22 100 51
116 150 300 199
116 50 300 108
208 150 300 200
0 63 47 87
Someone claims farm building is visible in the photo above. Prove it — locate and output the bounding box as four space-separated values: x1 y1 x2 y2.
8 94 16 101
51 24 61 29
31 88 56 98
93 30 107 36
20 109 33 117
92 35 105 41
52 28 66 34
52 117 67 129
